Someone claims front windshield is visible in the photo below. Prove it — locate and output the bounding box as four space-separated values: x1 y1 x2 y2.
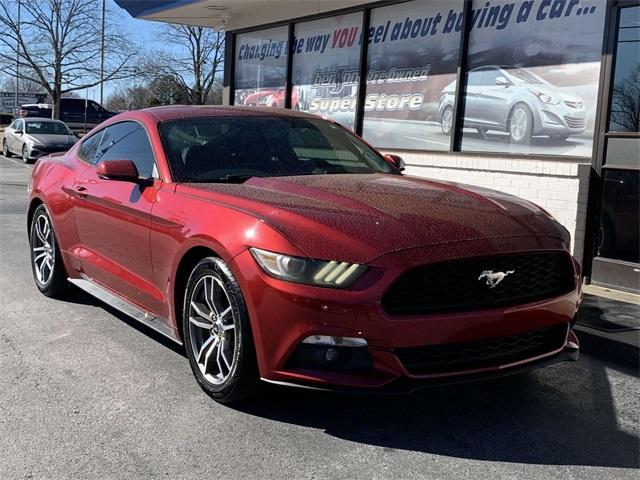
159 116 395 182
25 121 72 135
504 67 548 85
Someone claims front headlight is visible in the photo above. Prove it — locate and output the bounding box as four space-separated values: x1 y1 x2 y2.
530 89 560 105
250 248 367 288
258 94 274 105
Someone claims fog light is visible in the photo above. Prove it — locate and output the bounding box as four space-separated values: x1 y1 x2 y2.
324 347 339 364
302 335 367 347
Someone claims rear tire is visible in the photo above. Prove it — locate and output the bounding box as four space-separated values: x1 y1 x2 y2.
2 139 11 157
183 257 258 404
29 205 69 297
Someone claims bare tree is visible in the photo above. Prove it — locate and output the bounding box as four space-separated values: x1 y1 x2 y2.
610 65 640 132
0 0 136 118
154 24 225 105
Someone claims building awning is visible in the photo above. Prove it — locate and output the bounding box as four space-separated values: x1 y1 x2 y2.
115 0 372 30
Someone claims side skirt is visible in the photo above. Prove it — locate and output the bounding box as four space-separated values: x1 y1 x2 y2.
68 276 182 345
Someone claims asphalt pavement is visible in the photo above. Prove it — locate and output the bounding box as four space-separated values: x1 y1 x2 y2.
0 154 638 479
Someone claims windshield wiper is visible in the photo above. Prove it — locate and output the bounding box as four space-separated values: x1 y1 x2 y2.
206 174 257 184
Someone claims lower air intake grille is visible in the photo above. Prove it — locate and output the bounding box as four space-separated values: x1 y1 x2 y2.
395 324 568 375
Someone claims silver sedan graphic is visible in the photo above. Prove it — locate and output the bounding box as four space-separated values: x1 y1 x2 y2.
439 65 588 144
3 117 78 164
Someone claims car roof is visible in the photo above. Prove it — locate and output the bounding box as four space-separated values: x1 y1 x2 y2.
139 105 322 123
23 117 63 123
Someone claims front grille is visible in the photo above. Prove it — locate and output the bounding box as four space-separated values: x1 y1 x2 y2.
564 100 584 109
564 116 586 129
395 324 568 375
382 252 575 316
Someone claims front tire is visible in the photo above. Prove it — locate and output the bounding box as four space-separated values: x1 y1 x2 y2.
22 145 33 164
29 205 69 297
440 106 453 135
509 105 533 144
183 257 258 404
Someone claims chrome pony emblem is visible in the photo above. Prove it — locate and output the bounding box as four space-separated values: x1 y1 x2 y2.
478 270 515 288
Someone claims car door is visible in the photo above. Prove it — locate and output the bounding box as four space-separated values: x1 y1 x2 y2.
69 121 163 312
4 120 18 153
462 68 487 126
474 67 512 128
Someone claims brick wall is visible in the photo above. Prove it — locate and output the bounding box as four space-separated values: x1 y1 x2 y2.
387 151 592 264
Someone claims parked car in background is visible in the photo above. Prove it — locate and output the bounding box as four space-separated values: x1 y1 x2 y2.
439 65 587 143
3 117 78 163
16 98 116 132
243 88 300 109
27 106 581 405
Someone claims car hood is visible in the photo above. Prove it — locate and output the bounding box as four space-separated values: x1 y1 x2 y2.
26 134 77 147
177 174 567 263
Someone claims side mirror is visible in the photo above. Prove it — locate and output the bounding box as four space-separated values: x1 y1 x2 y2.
97 159 140 182
495 76 511 87
384 153 406 172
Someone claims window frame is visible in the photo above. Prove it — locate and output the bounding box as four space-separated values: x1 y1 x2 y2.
227 0 611 162
76 120 160 179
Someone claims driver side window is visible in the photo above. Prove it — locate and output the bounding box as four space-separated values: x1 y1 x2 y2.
97 122 157 178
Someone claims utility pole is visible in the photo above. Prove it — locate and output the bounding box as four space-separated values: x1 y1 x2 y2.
14 0 21 114
99 0 105 105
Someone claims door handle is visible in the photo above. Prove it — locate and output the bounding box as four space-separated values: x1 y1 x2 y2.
70 185 88 199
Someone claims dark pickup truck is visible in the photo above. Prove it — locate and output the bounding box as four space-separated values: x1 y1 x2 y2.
17 98 116 132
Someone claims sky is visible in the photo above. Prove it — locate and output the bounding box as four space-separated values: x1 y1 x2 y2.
86 0 174 102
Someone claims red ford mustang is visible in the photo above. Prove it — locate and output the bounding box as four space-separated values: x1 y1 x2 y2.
27 106 581 403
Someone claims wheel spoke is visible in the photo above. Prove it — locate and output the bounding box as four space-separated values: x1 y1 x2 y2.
34 252 47 263
197 335 216 364
204 277 219 316
35 218 47 244
190 300 211 321
203 337 220 375
42 219 50 240
38 260 47 281
189 316 212 330
215 341 225 376
221 322 235 332
33 246 47 253
218 306 232 321
220 342 232 370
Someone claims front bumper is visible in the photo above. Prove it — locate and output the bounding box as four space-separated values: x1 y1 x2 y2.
232 238 582 391
533 103 588 136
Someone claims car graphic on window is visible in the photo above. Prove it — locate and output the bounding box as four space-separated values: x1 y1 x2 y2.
438 65 587 143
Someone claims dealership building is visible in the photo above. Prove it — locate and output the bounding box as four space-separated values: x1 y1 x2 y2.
116 0 639 294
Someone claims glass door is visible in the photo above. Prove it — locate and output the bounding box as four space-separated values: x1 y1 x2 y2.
591 3 640 293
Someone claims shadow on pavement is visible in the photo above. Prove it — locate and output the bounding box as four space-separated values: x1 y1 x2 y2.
61 286 186 357
61 282 639 469
238 356 639 469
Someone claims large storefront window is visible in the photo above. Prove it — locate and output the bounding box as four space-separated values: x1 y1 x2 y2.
292 13 363 130
609 6 640 132
459 0 606 157
362 0 462 150
234 27 288 108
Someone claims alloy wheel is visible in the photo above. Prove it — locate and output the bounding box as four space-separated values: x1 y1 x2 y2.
22 145 30 164
188 274 237 385
441 107 453 135
510 107 529 142
32 213 55 286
